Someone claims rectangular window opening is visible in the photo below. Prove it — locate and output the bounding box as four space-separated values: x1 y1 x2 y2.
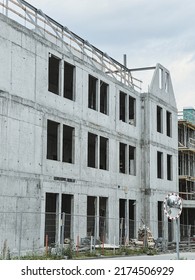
129 96 136 125
119 143 127 173
88 75 98 110
119 91 126 122
99 136 109 170
64 61 75 100
63 125 74 163
87 196 96 237
88 132 97 168
100 81 108 115
157 151 163 179
166 111 172 137
45 193 57 245
47 120 60 161
157 106 163 133
48 54 60 95
167 154 172 181
129 145 136 175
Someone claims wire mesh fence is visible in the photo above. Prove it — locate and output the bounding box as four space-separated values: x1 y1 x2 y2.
0 211 195 259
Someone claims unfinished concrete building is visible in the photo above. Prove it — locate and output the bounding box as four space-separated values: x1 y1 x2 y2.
178 108 195 240
0 0 178 253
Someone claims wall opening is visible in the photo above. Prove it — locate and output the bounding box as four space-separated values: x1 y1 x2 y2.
61 194 73 240
129 96 136 125
64 61 75 100
88 132 97 168
119 143 127 173
87 196 96 237
45 193 58 245
47 120 59 161
99 136 108 170
48 54 60 94
119 199 126 245
88 75 98 110
157 106 163 133
63 125 74 163
119 91 126 122
100 81 108 115
157 151 163 179
129 200 136 238
99 197 108 241
167 154 172 180
129 145 136 175
158 201 163 238
166 111 172 137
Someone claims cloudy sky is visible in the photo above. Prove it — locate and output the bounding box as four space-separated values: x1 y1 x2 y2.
27 0 195 111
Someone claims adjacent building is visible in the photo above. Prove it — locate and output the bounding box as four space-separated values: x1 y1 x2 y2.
0 0 178 253
178 108 195 240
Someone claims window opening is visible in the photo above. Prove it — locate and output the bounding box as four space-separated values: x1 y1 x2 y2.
157 151 163 179
88 133 97 168
99 136 109 170
157 106 163 133
88 75 98 110
100 81 108 115
120 143 127 173
45 193 58 245
63 125 74 163
119 91 126 122
87 196 96 237
61 194 73 240
129 96 136 125
64 61 75 100
129 145 136 175
166 111 172 137
167 154 172 180
47 120 59 161
48 54 60 94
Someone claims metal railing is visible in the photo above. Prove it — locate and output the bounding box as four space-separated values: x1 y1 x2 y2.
0 0 142 90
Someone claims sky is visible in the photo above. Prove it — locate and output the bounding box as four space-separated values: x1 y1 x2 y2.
25 0 195 111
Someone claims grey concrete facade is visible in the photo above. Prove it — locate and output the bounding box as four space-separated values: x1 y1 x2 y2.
0 1 178 253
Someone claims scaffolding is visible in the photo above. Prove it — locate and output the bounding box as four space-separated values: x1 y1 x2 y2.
0 0 143 90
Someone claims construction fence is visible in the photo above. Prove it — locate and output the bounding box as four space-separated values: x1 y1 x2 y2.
0 211 195 259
